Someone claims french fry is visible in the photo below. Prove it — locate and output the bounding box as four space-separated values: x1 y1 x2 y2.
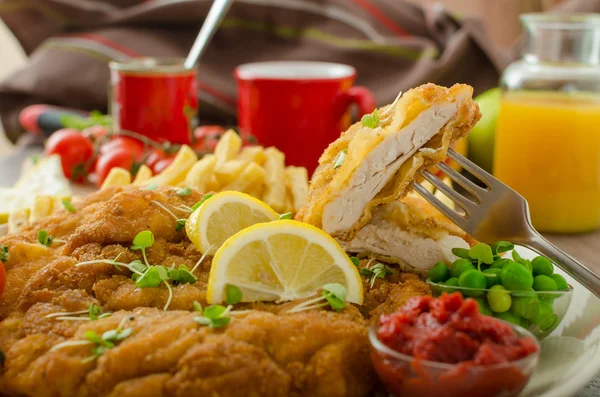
224 162 266 192
237 146 266 165
101 167 132 189
206 174 220 193
29 195 54 222
214 130 242 168
262 147 286 212
284 166 309 212
184 154 217 192
8 209 29 234
133 164 153 185
215 160 248 186
247 183 265 199
284 188 294 214
145 145 198 187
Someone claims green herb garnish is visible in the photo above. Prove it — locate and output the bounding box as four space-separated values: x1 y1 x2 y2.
226 284 243 305
194 304 232 328
146 183 159 191
0 245 9 263
62 199 76 213
469 243 494 271
361 109 380 129
131 230 154 267
175 219 187 231
191 193 213 211
37 230 53 247
287 283 348 313
60 110 112 130
362 263 395 288
168 265 197 285
176 187 191 196
278 212 292 220
333 149 347 169
349 256 360 267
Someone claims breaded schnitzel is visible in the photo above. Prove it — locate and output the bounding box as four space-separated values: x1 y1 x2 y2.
0 187 428 397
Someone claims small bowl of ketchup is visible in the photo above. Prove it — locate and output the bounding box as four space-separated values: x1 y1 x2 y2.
369 293 540 397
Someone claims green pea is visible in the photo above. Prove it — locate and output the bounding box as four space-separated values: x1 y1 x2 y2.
501 263 534 291
531 301 557 331
483 268 502 288
532 256 554 276
428 262 451 283
519 259 533 273
488 285 512 313
491 258 512 269
450 259 475 279
495 311 521 326
444 277 459 293
533 275 558 291
474 297 493 316
458 269 486 296
521 318 531 328
510 293 540 319
551 274 569 291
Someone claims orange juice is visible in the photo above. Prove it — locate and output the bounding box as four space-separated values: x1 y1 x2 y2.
494 91 600 233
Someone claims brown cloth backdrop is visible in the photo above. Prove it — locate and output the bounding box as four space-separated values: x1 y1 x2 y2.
0 0 596 142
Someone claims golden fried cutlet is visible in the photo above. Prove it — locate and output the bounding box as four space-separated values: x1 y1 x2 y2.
0 187 428 397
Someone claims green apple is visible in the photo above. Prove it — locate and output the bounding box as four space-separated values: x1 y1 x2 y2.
468 87 502 173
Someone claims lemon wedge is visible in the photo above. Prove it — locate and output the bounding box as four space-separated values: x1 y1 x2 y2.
185 191 279 255
207 220 363 305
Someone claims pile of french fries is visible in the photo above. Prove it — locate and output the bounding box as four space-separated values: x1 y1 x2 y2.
102 130 309 214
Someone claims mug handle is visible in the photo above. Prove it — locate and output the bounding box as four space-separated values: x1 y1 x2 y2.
347 86 376 117
334 86 377 120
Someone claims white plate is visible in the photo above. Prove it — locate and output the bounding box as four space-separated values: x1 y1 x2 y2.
518 246 600 397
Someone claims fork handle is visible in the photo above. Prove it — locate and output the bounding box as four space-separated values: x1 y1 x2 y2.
525 232 600 298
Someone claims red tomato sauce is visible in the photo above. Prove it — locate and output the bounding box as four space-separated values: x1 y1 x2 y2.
372 293 539 397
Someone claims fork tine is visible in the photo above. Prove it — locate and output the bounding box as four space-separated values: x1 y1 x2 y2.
420 170 477 212
447 149 495 187
437 162 486 200
413 182 467 226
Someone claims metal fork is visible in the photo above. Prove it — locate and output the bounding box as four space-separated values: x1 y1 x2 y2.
415 148 600 298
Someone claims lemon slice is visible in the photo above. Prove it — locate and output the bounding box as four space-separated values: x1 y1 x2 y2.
207 220 363 305
185 191 279 255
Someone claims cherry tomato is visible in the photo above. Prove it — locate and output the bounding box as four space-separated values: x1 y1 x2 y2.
100 136 144 160
0 262 5 297
45 128 94 182
193 125 225 152
83 125 109 141
153 158 175 174
145 148 167 171
95 147 138 187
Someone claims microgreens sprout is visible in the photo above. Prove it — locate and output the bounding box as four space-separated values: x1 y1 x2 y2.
88 303 112 320
175 219 187 231
193 303 232 328
62 199 76 213
287 283 347 313
37 230 53 247
191 247 213 274
30 155 39 165
167 265 197 285
131 230 154 267
176 187 191 196
146 183 159 191
452 241 517 273
46 302 112 322
360 262 396 288
0 245 9 263
278 212 292 220
469 243 494 272
191 193 213 211
361 109 380 129
333 149 347 169
226 284 243 305
75 258 146 276
349 256 360 267
50 316 132 363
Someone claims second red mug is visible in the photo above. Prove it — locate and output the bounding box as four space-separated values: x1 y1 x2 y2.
235 61 375 174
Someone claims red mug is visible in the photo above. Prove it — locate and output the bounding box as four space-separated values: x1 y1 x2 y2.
110 57 198 144
235 61 375 174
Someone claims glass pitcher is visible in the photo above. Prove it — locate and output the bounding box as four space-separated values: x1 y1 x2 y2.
494 14 600 233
